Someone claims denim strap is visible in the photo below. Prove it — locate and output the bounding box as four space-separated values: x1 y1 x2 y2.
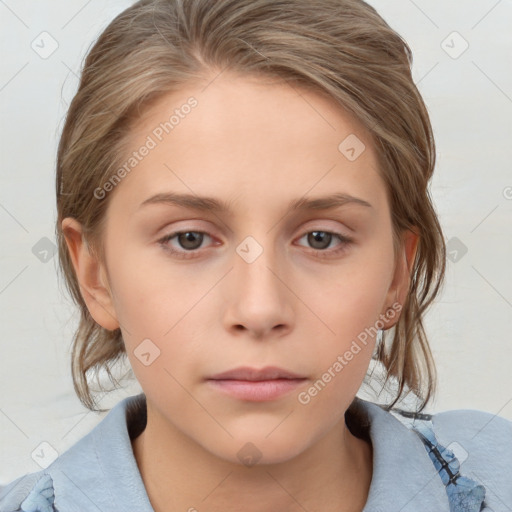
395 408 487 512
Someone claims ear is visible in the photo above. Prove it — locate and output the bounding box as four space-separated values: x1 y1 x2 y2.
61 217 120 331
380 228 419 329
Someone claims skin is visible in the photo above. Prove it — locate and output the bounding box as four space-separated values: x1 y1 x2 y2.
63 71 418 512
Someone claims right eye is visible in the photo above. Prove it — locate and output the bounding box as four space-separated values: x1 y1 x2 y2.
158 230 216 258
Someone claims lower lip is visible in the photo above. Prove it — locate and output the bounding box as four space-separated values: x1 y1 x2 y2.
207 378 307 401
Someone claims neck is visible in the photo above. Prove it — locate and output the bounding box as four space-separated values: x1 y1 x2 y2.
131 405 373 512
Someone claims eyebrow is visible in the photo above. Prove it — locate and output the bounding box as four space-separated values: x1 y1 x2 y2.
138 191 373 213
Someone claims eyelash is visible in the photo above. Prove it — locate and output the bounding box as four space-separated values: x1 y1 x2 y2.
157 229 354 260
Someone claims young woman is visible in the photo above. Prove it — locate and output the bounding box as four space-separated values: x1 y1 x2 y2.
1 1 510 511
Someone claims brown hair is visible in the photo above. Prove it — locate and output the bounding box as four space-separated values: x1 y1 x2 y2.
56 0 446 412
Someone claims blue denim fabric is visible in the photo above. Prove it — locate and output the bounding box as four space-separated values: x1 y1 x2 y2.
411 420 486 512
19 474 54 512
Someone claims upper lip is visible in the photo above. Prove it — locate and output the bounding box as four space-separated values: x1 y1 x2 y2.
208 366 305 381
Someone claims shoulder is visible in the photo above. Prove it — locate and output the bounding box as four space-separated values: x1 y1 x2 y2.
399 405 512 510
0 393 150 512
351 398 512 510
0 423 110 512
0 471 54 512
389 402 512 455
431 407 512 462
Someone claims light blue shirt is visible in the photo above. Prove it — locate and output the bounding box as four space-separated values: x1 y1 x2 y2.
1 393 511 511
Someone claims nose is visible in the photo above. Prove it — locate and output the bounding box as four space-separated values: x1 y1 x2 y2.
222 238 294 340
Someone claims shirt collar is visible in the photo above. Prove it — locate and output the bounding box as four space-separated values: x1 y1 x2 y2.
50 393 154 511
51 393 448 511
348 396 448 510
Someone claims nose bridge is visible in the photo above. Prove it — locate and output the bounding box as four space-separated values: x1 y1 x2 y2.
234 233 283 298
224 231 293 334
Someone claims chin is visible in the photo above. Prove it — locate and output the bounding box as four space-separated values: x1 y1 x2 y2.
204 433 310 468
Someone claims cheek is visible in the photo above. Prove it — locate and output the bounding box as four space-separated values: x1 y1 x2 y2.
106 252 209 379
296 280 383 413
294 339 373 434
105 238 183 328
316 260 393 336
301 248 393 380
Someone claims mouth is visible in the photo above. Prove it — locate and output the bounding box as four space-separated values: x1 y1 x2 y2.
208 365 305 381
206 366 308 401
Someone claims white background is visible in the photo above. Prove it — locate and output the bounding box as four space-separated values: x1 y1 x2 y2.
1 0 511 484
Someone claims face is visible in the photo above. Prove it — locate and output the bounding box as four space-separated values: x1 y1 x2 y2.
66 71 414 465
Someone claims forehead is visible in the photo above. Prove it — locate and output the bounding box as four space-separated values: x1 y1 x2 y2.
110 71 387 216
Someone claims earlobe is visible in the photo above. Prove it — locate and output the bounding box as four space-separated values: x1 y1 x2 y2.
61 217 120 331
381 228 420 330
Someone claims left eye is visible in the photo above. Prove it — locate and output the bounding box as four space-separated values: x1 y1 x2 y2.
296 231 352 252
